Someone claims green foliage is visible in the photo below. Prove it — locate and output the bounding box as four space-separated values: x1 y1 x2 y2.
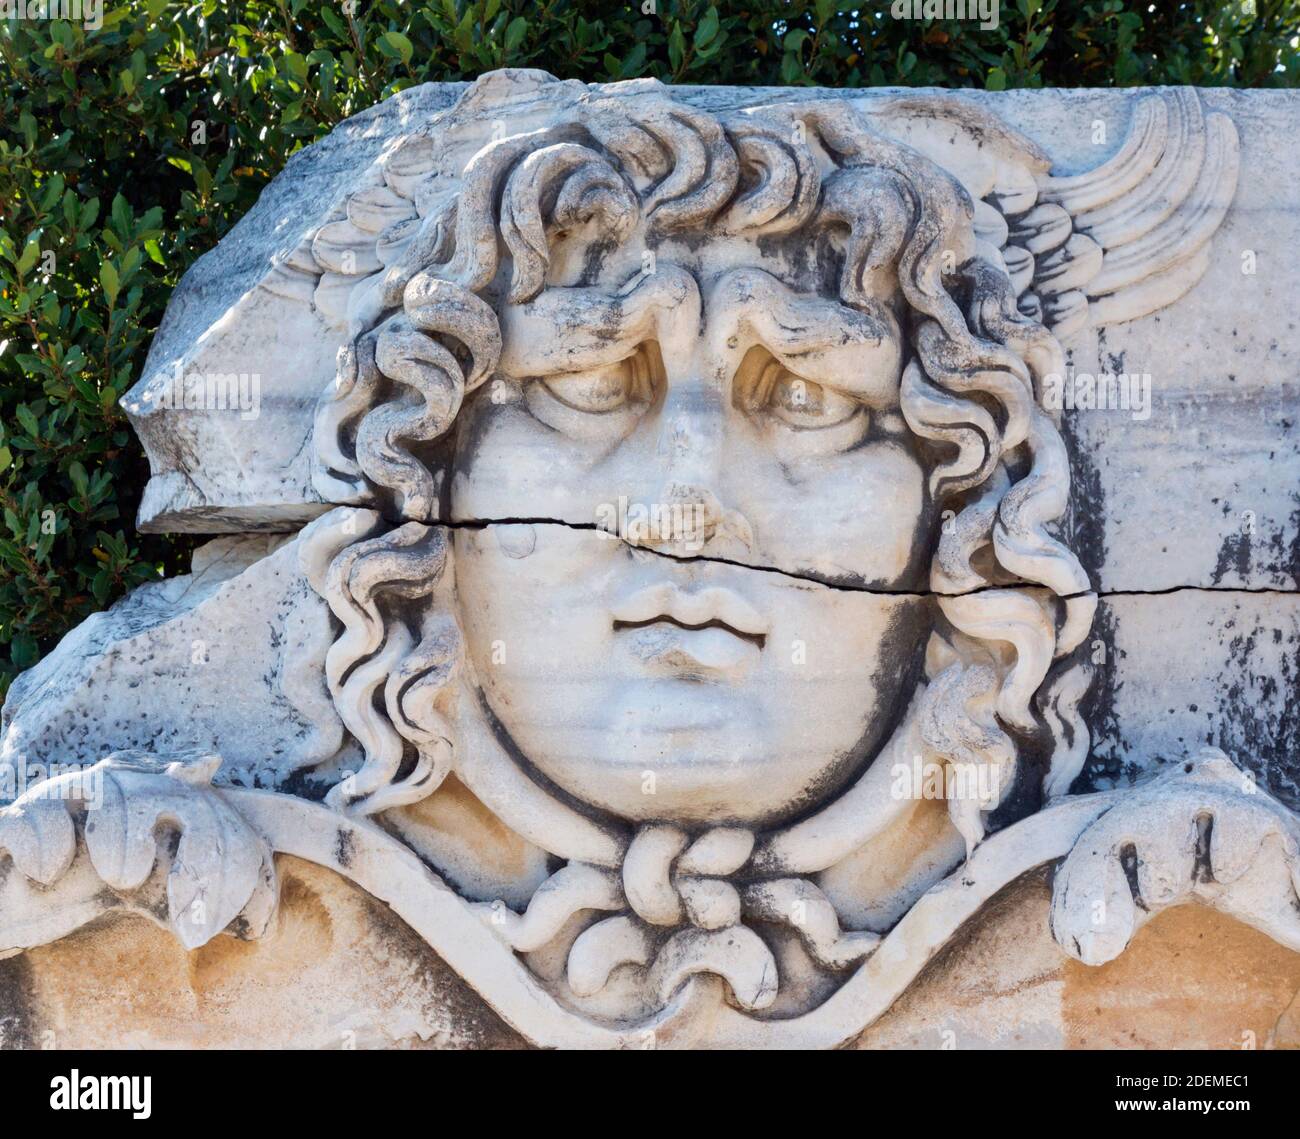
1 0 1297 695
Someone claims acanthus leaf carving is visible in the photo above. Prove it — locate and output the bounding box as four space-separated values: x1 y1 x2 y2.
0 752 278 954
1051 748 1300 966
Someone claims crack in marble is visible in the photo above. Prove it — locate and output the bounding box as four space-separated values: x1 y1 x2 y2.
420 515 1300 601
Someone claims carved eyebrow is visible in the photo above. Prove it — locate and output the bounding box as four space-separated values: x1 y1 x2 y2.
497 265 701 378
705 268 900 401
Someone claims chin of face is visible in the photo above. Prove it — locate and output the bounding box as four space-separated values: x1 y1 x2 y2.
452 524 930 828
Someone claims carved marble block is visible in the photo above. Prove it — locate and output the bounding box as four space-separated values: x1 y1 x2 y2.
2 72 1298 1050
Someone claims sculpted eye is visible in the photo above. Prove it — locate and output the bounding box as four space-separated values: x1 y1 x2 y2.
765 372 859 429
735 350 869 449
539 355 651 414
524 345 660 439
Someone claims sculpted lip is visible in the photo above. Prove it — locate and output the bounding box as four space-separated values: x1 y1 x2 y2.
612 614 766 650
609 585 770 649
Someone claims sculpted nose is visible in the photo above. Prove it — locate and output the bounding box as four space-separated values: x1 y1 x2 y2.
654 481 725 545
628 385 755 557
656 385 722 487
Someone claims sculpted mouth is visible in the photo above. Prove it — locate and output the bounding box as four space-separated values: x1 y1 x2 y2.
612 614 766 651
610 585 770 678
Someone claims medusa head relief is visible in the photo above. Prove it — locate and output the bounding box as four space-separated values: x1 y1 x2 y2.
9 71 1298 1048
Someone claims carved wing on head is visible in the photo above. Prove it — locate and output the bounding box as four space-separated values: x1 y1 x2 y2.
258 144 431 330
863 88 1240 339
259 71 590 332
1000 89 1240 337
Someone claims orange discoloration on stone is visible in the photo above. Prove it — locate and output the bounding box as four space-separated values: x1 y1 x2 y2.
1062 903 1300 1050
17 857 522 1049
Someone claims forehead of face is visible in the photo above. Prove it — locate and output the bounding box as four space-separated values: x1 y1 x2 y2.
480 115 925 410
543 209 905 304
495 261 904 412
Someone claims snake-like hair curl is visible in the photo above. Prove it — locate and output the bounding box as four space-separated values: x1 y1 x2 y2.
304 75 1095 844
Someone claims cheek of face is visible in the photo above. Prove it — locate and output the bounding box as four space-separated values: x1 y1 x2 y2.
735 437 929 588
453 524 930 826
